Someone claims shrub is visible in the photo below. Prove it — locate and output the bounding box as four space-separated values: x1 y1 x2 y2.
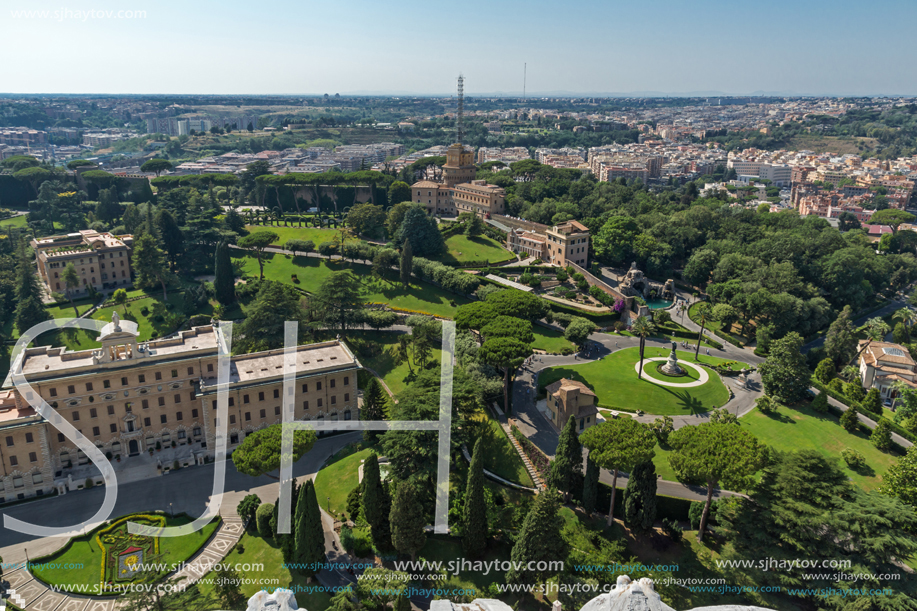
871 420 892 451
613 321 626 333
552 312 573 328
755 395 777 414
811 392 829 413
828 378 846 394
861 388 882 415
841 448 865 469
85 478 94 489
840 405 860 432
844 381 866 403
555 269 568 282
256 503 275 539
661 518 683 542
814 358 836 384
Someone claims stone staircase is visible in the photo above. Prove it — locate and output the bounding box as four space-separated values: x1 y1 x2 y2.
501 421 545 491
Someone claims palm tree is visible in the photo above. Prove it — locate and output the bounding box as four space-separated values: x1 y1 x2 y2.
694 302 713 360
893 308 917 329
632 316 656 380
61 263 81 316
849 317 892 367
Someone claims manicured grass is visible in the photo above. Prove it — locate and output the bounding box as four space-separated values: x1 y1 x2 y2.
470 410 534 487
2 297 97 339
233 252 469 318
538 348 731 416
653 402 901 491
313 443 374 519
0 215 27 228
532 325 574 354
437 233 515 265
32 514 219 592
197 531 334 611
42 293 196 351
245 224 350 247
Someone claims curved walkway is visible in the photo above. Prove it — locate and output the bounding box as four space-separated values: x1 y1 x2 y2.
634 358 709 387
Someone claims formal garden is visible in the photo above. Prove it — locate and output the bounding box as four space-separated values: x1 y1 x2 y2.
29 512 220 594
538 347 740 415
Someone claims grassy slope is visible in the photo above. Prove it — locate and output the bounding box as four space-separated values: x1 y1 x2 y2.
538 348 732 416
313 443 373 518
532 325 573 353
347 331 443 396
470 410 534 487
653 402 900 491
244 224 349 247
437 234 515 265
196 531 333 611
234 252 469 318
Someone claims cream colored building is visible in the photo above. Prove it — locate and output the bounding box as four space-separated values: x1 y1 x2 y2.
505 220 590 267
410 143 505 218
0 317 362 501
544 378 598 432
32 229 134 296
858 340 916 401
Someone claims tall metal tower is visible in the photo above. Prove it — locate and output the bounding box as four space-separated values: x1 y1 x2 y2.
456 74 465 146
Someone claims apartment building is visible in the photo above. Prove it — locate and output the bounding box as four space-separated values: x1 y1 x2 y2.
0 319 361 501
32 230 134 297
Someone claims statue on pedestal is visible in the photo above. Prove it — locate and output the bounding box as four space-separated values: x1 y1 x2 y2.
660 341 683 376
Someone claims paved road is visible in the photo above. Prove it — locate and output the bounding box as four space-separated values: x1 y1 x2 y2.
511 329 763 503
803 297 908 352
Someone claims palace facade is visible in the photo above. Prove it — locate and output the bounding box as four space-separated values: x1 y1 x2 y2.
32 229 134 296
411 143 506 217
0 317 361 501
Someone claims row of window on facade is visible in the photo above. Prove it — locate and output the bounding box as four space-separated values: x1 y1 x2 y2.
0 471 43 490
48 251 125 268
49 367 196 396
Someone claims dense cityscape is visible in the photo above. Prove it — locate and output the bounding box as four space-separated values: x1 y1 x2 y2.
1 3 917 611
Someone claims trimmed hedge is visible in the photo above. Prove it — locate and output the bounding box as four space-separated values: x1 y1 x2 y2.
811 378 915 446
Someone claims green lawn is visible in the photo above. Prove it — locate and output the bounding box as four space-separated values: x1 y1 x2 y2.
1 297 97 339
313 443 374 519
234 252 469 318
197 531 333 611
538 348 732 416
532 326 574 354
653 402 901 491
245 224 350 247
0 215 27 228
470 410 534 487
32 514 219 593
347 331 443 396
437 233 515 265
40 293 198 351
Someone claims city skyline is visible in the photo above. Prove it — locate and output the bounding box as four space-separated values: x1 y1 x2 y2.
4 0 917 96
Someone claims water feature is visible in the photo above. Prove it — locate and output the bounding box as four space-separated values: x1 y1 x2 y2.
645 298 673 310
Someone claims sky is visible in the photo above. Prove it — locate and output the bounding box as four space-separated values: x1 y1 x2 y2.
3 0 917 96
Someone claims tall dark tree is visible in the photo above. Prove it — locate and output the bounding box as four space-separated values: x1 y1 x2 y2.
479 337 532 416
399 240 413 288
623 460 658 533
758 332 811 404
397 206 443 257
362 451 392 551
390 481 426 561
132 233 170 301
361 377 386 443
14 243 50 335
824 306 858 367
156 209 185 271
294 479 326 575
546 416 583 500
506 489 568 586
582 454 600 515
235 281 305 353
463 438 488 559
314 270 364 338
213 240 235 305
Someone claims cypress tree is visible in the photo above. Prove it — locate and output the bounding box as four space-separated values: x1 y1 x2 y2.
399 240 413 288
623 460 657 533
214 240 236 304
582 454 599 515
14 243 49 335
390 481 426 561
506 489 568 584
361 377 386 443
294 479 326 575
362 452 392 550
463 438 488 559
546 417 583 500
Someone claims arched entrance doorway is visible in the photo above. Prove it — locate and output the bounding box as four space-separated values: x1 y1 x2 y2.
128 440 139 456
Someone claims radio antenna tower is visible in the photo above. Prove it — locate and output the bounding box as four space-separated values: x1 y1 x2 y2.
523 63 526 101
456 74 465 146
